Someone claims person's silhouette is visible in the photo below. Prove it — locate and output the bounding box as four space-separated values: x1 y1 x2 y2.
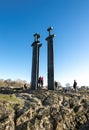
73 80 77 92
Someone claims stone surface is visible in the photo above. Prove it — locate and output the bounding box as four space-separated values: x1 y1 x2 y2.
0 88 89 130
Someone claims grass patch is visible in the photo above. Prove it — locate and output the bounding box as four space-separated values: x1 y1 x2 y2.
0 94 24 110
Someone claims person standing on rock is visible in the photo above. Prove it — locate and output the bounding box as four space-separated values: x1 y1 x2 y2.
41 76 44 88
73 80 77 92
55 81 58 90
38 76 41 88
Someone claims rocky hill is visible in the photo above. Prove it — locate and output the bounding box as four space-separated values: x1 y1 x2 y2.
0 88 89 130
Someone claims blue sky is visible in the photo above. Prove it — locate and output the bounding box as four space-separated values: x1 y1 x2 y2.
0 0 89 86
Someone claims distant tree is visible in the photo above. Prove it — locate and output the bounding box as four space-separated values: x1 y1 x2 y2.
65 83 71 88
4 79 12 87
0 79 4 87
58 82 62 88
0 78 30 88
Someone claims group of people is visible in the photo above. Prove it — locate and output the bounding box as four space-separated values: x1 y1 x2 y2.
54 80 78 93
38 76 44 88
30 76 77 91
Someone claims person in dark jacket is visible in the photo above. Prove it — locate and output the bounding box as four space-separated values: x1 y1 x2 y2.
38 77 41 88
73 80 77 92
40 76 44 88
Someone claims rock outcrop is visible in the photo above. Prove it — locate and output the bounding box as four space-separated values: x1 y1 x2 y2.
0 88 89 130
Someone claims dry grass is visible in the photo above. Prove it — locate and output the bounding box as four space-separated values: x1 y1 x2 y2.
0 94 24 110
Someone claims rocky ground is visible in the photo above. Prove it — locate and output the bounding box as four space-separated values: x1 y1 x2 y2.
0 87 89 130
